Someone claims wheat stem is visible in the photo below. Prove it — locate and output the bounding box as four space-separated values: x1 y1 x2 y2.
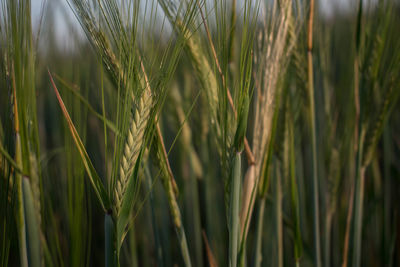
229 152 242 267
105 213 116 267
22 176 41 267
254 197 266 267
307 0 321 265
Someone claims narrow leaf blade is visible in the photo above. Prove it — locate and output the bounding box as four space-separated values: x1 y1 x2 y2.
48 70 111 211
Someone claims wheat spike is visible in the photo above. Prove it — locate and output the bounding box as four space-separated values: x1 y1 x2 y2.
156 144 182 228
253 0 293 179
185 29 219 134
115 88 152 215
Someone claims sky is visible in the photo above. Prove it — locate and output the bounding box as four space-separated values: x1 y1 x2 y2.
30 0 363 50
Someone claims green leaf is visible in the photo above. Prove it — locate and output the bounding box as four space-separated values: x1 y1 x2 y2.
0 142 25 175
54 74 119 135
48 70 111 212
22 177 41 267
229 152 241 267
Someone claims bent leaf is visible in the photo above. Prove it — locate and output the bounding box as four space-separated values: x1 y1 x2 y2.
48 70 111 212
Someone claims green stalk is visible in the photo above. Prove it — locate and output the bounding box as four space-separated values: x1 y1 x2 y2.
100 57 109 188
188 174 203 267
308 41 322 267
307 0 321 266
324 210 333 267
287 110 302 266
22 176 41 267
352 132 366 267
276 165 283 267
16 137 28 267
228 0 236 64
351 1 365 266
12 80 28 267
105 214 116 267
175 219 192 267
144 164 163 267
229 152 242 267
383 127 391 265
254 198 265 267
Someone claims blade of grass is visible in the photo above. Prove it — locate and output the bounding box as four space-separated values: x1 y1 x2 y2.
16 135 28 267
49 70 111 212
276 163 283 267
306 0 321 265
253 196 266 267
351 2 364 266
229 152 241 267
11 71 28 267
54 74 118 134
352 129 366 267
287 110 302 265
0 142 25 175
22 176 41 267
202 230 219 267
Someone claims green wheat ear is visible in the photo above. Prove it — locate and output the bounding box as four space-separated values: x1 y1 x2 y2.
363 79 399 168
115 89 152 216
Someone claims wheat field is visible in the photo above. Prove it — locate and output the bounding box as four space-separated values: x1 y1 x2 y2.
1 0 400 266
